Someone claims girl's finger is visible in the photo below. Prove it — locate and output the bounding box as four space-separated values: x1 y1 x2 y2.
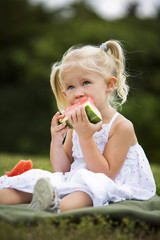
81 106 88 122
77 107 83 121
56 122 66 132
51 112 60 125
60 126 69 136
57 114 65 120
70 109 77 123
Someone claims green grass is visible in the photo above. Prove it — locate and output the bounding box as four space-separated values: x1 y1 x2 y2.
0 216 160 240
0 153 53 174
0 153 160 240
150 164 160 195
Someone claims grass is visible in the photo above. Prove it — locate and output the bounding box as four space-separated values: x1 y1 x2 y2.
0 216 160 240
0 153 53 174
0 152 160 240
150 164 160 195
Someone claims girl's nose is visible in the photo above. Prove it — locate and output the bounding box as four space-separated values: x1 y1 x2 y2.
75 89 85 99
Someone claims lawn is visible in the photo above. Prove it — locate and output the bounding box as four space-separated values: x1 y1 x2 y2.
0 153 160 240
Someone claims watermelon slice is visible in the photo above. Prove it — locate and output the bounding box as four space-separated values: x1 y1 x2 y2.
5 160 33 177
59 97 102 128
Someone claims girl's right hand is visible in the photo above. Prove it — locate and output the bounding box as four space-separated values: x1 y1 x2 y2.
51 112 69 147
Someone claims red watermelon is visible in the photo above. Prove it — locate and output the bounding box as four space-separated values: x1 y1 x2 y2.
59 97 102 128
5 160 33 177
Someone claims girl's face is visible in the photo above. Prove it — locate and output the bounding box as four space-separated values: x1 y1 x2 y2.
61 67 113 113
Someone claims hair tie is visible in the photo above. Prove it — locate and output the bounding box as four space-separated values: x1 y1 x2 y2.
100 43 108 52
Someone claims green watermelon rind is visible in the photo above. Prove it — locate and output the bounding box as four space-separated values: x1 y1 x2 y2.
85 105 102 124
59 103 102 129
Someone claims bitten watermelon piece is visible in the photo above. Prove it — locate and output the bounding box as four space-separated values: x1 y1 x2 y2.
5 160 33 177
59 97 102 128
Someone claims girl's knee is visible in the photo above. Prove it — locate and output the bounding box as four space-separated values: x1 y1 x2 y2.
59 191 93 212
60 201 69 212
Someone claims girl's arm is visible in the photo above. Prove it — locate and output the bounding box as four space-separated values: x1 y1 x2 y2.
50 112 73 173
68 107 136 179
80 119 136 179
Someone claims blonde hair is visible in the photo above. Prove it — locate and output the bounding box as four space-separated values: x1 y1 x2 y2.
50 40 129 112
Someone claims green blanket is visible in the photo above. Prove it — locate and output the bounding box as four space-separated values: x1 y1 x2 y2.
0 195 160 226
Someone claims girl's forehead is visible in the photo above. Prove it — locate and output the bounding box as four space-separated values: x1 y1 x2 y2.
61 63 87 73
61 66 96 81
60 57 110 81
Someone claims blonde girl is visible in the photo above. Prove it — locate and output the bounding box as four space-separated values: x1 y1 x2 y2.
0 40 156 212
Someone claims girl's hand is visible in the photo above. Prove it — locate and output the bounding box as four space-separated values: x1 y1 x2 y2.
68 106 102 140
51 112 69 147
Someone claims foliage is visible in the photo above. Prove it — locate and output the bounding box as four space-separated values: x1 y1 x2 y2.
0 0 159 162
0 215 160 240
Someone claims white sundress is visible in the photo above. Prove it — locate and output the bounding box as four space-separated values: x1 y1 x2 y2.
0 112 156 207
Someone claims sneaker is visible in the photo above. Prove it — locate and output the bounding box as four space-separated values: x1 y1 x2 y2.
28 178 60 213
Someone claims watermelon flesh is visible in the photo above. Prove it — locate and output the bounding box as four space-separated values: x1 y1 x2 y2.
5 160 33 177
59 97 102 128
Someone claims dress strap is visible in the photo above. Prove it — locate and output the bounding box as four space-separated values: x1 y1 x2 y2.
108 112 119 129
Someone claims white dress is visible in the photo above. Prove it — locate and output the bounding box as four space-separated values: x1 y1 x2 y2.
0 113 156 207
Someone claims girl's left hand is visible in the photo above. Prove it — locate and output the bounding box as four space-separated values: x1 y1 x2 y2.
68 106 102 140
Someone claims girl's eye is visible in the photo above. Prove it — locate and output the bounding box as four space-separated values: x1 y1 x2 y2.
68 85 74 90
83 81 90 86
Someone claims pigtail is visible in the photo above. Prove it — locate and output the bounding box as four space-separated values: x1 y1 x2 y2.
105 40 129 105
50 63 69 113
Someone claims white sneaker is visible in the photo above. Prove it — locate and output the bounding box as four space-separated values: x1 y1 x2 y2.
28 178 60 213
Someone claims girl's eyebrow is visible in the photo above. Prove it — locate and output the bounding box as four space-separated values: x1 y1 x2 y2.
81 77 92 82
64 82 73 89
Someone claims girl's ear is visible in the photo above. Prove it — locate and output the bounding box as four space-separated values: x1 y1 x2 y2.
106 76 117 93
61 90 66 96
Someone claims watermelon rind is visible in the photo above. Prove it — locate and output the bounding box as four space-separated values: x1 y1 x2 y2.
58 118 73 128
85 104 102 124
64 119 73 129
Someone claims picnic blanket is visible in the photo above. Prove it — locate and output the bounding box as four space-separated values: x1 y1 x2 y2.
0 195 160 226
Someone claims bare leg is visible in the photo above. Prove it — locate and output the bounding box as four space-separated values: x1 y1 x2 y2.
0 189 32 205
60 191 93 212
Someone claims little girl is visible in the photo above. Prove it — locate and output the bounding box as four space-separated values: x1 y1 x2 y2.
0 40 156 213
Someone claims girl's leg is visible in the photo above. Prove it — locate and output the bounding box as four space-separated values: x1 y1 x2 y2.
0 189 32 205
60 191 93 212
27 179 93 212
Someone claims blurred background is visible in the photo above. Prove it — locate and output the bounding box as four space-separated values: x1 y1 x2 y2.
0 0 159 163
